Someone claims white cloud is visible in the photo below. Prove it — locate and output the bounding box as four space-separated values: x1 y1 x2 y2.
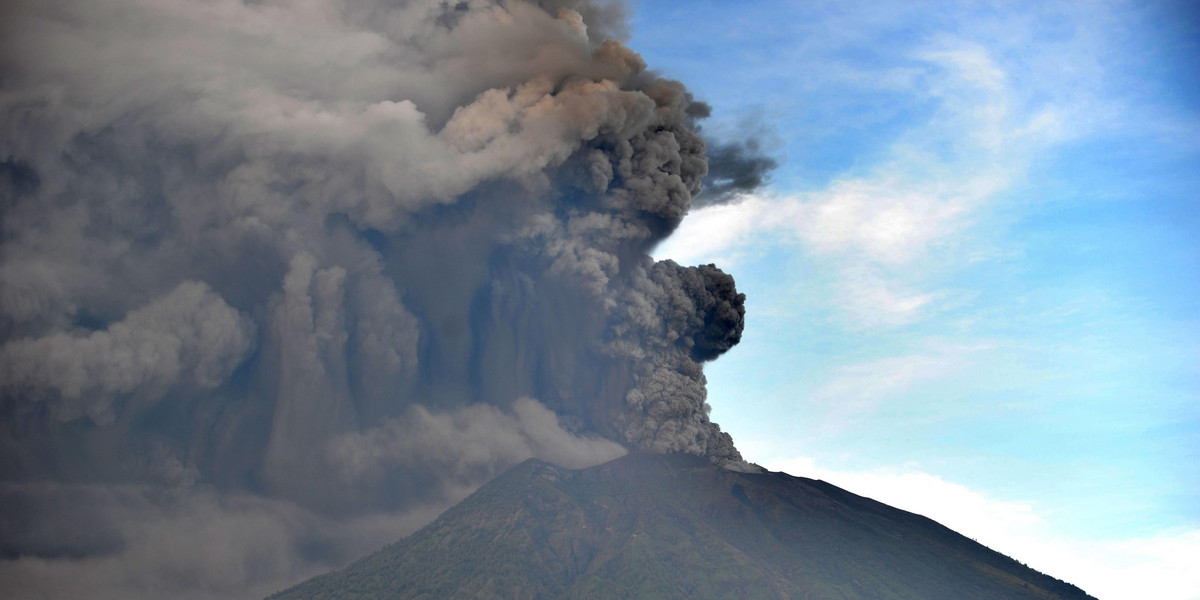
830 266 938 328
809 354 954 405
787 179 966 264
917 45 1007 93
658 36 1073 330
766 457 1200 600
654 195 772 267
805 351 966 431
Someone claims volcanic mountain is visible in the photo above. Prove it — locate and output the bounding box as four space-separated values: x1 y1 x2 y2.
269 452 1096 600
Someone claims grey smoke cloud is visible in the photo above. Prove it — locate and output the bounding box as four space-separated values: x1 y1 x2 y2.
696 139 779 207
0 0 753 597
1 281 256 425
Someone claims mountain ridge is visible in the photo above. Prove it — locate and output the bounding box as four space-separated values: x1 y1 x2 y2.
269 452 1097 600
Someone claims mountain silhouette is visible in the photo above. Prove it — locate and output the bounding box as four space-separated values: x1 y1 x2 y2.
269 452 1096 600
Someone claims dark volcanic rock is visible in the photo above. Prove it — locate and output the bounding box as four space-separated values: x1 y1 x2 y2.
269 453 1097 600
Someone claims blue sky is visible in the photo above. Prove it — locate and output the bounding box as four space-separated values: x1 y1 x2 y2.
632 1 1199 598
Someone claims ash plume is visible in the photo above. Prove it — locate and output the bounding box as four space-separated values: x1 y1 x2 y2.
0 0 747 597
696 138 778 207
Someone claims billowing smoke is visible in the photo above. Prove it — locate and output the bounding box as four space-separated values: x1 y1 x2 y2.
0 0 760 597
697 138 778 206
685 103 777 207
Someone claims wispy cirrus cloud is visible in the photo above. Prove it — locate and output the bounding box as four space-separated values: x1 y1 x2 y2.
806 351 966 432
649 5 1200 600
658 33 1087 329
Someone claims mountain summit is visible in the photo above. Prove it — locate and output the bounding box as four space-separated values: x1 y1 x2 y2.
269 453 1096 600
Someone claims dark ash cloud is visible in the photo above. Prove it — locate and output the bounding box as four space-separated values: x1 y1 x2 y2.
696 139 778 207
0 0 751 597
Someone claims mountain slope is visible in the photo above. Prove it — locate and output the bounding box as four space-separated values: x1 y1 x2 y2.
269 453 1096 600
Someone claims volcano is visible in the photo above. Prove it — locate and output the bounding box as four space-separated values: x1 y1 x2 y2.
268 452 1095 600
